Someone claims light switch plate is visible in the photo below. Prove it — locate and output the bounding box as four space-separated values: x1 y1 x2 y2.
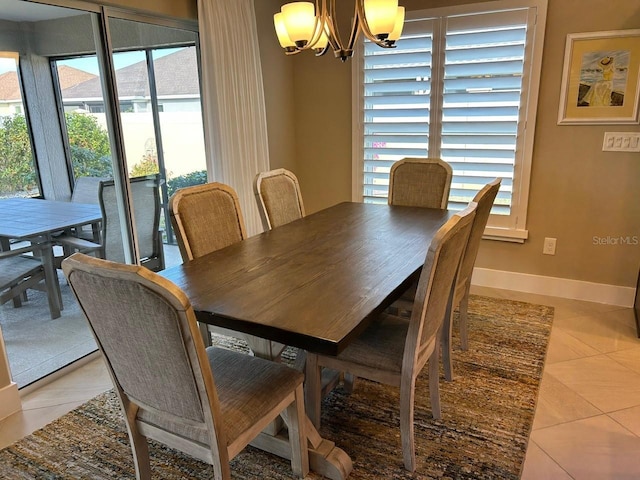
602 132 640 152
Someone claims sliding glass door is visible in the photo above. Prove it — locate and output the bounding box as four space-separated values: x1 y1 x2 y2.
0 0 203 388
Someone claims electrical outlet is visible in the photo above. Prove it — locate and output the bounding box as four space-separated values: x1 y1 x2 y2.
543 237 556 255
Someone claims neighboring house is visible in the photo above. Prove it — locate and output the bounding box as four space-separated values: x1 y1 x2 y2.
0 65 96 117
59 47 201 113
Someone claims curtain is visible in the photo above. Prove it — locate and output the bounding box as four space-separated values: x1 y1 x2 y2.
197 0 270 236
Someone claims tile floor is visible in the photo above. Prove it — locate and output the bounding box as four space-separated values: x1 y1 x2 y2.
0 285 638 479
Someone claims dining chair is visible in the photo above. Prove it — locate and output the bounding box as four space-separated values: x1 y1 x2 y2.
0 244 58 319
56 174 165 272
392 179 502 381
253 168 305 231
68 176 106 241
441 178 502 379
62 253 308 480
388 158 453 209
100 174 165 272
169 182 285 359
305 203 477 472
253 169 343 388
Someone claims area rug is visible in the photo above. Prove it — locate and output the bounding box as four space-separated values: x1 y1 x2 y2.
0 295 554 479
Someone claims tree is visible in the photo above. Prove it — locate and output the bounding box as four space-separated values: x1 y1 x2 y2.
0 111 116 195
65 112 112 178
0 114 37 195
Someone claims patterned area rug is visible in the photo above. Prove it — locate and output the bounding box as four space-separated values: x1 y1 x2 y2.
0 295 553 479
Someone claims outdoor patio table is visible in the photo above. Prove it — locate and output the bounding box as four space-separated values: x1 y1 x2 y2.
0 197 102 318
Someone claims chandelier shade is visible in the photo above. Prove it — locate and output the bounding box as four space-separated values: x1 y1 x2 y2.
273 0 405 61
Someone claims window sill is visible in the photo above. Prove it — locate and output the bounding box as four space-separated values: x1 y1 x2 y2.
482 227 528 244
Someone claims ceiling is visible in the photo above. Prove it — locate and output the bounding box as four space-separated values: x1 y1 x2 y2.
0 0 83 22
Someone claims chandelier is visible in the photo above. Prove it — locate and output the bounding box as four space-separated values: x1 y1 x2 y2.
274 0 405 62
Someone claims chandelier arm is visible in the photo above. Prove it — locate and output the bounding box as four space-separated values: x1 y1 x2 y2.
345 0 362 54
325 0 348 57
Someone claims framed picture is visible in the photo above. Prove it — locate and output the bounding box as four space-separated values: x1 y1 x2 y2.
558 29 640 125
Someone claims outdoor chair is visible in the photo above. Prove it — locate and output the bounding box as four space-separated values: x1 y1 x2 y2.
253 168 305 231
388 158 453 209
0 244 58 319
56 174 165 272
305 203 476 472
62 253 308 480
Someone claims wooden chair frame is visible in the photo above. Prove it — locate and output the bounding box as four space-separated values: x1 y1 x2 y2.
62 253 308 480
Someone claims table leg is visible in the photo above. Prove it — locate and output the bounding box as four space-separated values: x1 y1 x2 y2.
241 339 353 478
250 416 353 480
39 242 62 319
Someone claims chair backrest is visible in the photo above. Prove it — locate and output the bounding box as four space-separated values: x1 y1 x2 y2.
388 158 453 209
253 168 305 230
99 174 162 264
71 176 107 204
61 253 228 465
453 178 502 305
404 203 476 373
169 182 246 261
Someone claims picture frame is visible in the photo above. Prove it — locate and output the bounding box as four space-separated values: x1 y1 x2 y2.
558 29 640 125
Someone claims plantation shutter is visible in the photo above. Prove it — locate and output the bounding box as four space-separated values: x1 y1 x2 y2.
442 9 529 214
360 6 534 219
362 18 434 204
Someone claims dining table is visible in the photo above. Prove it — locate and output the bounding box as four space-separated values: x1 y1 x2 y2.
0 197 102 319
160 201 454 479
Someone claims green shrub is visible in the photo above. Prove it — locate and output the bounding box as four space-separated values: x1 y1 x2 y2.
167 170 207 198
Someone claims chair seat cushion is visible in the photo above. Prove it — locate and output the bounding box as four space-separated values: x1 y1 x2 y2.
137 347 303 446
208 347 304 445
334 313 408 374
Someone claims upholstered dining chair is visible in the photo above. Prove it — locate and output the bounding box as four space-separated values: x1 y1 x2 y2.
253 168 305 231
62 253 308 480
169 182 285 359
388 158 453 209
305 203 477 472
440 178 502 379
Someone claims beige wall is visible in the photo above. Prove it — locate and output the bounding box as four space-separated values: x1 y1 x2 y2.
77 0 197 21
261 0 640 289
254 0 297 173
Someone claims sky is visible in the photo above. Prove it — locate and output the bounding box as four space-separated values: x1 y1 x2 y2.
0 48 180 76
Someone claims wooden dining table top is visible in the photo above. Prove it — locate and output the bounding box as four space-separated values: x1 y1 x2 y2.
161 201 454 356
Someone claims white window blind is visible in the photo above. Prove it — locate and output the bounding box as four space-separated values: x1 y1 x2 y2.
353 0 547 240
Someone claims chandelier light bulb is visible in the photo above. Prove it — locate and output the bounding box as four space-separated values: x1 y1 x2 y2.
387 6 405 42
363 0 399 38
274 13 296 49
310 19 329 51
281 2 316 47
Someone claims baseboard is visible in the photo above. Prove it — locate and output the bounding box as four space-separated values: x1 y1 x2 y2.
0 382 21 420
471 268 636 308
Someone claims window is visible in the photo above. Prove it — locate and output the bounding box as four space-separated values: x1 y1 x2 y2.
0 52 40 198
353 0 547 241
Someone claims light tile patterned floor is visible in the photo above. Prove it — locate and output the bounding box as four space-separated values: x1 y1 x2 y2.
1 285 638 479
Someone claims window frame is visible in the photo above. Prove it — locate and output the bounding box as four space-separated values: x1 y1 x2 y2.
352 0 548 242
